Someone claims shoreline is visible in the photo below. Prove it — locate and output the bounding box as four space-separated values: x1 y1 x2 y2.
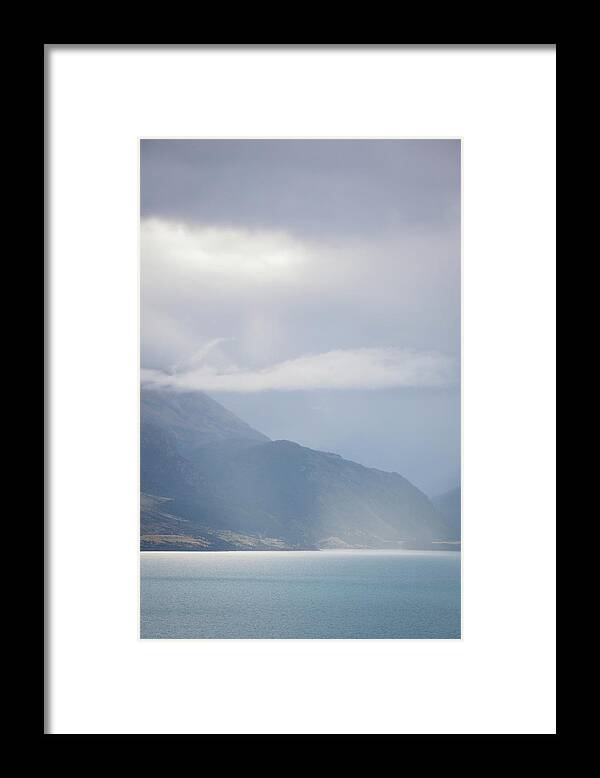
140 547 461 555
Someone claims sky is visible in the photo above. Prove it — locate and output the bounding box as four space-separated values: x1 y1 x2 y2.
140 139 460 496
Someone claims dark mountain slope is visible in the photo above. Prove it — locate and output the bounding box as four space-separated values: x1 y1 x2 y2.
140 493 304 551
140 388 454 550
141 387 268 456
191 440 448 547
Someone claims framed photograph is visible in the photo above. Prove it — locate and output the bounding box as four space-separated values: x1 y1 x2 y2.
139 138 462 640
46 44 556 734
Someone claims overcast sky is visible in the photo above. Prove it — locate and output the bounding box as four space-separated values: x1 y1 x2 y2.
141 139 460 495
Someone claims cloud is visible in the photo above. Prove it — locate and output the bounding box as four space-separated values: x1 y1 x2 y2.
141 218 308 285
141 345 456 393
141 217 460 371
141 139 461 238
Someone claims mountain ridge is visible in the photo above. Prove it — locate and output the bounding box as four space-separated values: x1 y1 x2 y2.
140 388 460 551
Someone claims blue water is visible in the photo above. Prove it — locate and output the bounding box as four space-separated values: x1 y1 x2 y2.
140 550 461 639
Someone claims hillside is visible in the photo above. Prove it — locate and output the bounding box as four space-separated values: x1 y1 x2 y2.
432 486 461 541
141 388 457 550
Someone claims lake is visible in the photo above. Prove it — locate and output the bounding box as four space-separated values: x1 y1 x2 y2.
140 549 461 639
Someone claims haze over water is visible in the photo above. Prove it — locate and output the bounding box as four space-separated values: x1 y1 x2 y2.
141 550 461 639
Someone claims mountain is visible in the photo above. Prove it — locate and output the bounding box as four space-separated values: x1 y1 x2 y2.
141 387 268 455
432 487 461 541
141 388 457 551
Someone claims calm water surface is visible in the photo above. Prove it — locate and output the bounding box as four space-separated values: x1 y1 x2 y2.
140 550 461 639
